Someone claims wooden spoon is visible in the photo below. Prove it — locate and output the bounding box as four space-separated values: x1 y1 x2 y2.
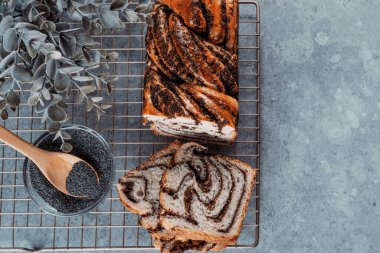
0 125 99 197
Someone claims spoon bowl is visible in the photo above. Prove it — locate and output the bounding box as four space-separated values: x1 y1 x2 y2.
0 125 99 197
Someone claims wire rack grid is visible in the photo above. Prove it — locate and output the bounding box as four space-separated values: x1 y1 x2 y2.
0 1 260 251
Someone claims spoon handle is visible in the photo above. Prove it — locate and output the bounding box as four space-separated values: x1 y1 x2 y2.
0 125 46 161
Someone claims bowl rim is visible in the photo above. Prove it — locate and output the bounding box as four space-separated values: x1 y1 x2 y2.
23 124 114 217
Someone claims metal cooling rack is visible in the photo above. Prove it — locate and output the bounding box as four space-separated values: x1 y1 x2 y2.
0 1 260 251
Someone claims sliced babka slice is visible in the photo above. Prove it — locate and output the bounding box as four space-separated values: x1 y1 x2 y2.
117 141 228 252
160 142 256 245
117 140 182 231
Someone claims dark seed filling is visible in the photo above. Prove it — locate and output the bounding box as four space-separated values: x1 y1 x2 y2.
28 128 112 214
66 162 99 197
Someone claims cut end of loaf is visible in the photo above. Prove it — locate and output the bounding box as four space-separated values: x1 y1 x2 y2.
144 114 237 144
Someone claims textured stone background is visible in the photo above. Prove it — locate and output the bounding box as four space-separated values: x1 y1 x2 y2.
2 0 380 252
257 0 380 252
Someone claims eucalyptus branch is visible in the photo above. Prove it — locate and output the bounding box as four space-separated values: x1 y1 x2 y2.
0 0 129 152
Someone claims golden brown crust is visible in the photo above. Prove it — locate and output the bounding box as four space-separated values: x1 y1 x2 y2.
181 84 239 117
225 0 238 53
143 61 166 120
202 0 226 44
158 0 207 33
168 14 226 93
182 85 236 127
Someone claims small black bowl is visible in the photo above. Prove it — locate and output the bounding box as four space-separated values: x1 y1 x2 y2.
23 125 113 216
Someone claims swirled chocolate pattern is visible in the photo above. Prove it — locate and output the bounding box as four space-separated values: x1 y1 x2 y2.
143 1 239 144
117 141 182 231
117 141 231 252
160 142 256 245
117 141 255 252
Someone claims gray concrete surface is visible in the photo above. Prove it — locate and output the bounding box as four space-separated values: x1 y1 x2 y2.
257 0 380 252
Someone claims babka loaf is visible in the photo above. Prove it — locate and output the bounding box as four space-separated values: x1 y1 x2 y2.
117 141 256 252
143 1 239 144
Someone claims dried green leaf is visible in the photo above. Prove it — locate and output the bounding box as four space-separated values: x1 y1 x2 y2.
31 77 44 91
100 104 112 110
22 30 47 47
107 76 118 85
14 80 23 92
54 72 71 92
80 85 96 94
86 98 94 112
96 108 101 121
46 59 57 79
107 52 118 61
43 43 54 53
82 46 91 62
0 65 14 79
41 109 48 123
48 105 67 121
57 100 68 108
53 131 61 141
40 21 56 33
59 33 76 57
48 121 61 133
6 90 20 107
111 0 128 10
41 87 51 101
135 4 148 13
145 13 154 27
56 0 64 13
124 9 138 22
60 142 73 153
3 28 18 52
0 109 8 120
33 63 46 80
48 51 62 60
83 42 101 48
60 27 82 33
90 22 102 35
7 0 17 12
91 96 103 103
76 91 85 104
15 22 38 33
0 100 6 110
61 130 71 140
12 65 33 83
72 76 93 82
27 95 39 106
0 78 14 93
100 7 120 28
94 77 101 89
0 16 14 36
26 44 37 58
82 17 91 32
106 82 112 95
33 55 45 73
0 52 16 71
60 66 84 74
55 22 71 32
